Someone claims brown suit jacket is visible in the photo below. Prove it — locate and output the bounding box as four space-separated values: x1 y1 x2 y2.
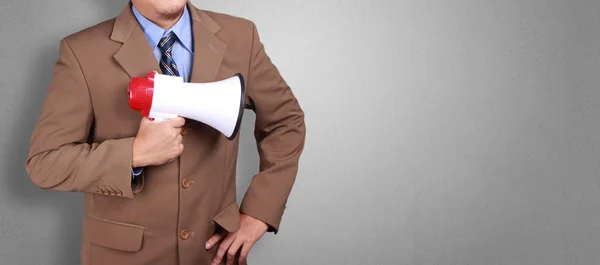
25 2 305 265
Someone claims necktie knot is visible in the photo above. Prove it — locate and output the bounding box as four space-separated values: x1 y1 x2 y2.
159 33 177 54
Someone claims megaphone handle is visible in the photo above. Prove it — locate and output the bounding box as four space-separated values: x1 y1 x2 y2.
149 111 179 121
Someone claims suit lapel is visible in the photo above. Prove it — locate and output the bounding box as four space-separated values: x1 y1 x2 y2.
110 2 225 83
111 3 161 79
188 4 226 83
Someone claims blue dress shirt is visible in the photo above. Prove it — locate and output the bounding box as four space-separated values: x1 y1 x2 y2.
130 4 194 178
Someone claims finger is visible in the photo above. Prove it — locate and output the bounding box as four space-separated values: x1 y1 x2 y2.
239 241 254 265
179 143 184 153
206 231 226 250
176 134 183 144
212 234 235 265
174 127 182 135
169 117 186 127
226 238 243 265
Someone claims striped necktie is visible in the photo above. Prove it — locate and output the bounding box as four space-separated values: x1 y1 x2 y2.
158 33 180 76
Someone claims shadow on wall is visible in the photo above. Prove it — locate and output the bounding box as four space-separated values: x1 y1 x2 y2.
1 1 127 265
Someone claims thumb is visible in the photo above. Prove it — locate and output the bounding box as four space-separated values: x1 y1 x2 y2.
168 116 186 127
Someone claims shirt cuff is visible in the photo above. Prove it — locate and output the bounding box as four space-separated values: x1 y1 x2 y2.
131 167 143 179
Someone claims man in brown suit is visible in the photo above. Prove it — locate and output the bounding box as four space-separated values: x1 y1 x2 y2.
24 0 306 264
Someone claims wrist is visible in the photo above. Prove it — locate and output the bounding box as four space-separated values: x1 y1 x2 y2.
131 137 147 167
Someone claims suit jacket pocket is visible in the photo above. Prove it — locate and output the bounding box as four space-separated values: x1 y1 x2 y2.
85 215 144 252
213 201 241 233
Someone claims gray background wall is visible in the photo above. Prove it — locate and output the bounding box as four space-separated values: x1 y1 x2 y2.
1 0 599 264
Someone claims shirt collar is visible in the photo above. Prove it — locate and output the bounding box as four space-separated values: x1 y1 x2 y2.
132 4 193 53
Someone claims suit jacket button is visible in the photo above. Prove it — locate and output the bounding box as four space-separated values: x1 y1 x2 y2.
182 178 191 188
116 190 123 196
180 229 191 240
102 190 109 195
96 189 103 194
109 190 116 196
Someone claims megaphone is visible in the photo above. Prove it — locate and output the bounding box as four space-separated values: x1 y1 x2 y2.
127 71 245 140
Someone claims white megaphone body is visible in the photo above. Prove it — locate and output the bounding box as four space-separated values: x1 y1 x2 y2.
127 71 245 140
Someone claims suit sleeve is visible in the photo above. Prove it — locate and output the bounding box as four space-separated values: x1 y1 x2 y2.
239 22 306 233
25 39 141 199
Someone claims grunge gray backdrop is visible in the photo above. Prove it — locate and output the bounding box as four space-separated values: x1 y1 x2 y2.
1 0 600 264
